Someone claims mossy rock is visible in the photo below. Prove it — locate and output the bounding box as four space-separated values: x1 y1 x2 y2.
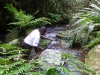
85 44 100 74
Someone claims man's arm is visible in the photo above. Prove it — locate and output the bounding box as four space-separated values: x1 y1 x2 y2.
41 35 52 41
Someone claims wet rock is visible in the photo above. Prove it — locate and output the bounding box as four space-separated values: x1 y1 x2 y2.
38 49 82 75
8 39 18 45
85 44 100 74
39 49 62 66
40 26 83 75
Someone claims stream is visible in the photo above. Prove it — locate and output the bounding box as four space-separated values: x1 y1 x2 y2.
45 25 81 59
44 25 84 75
0 25 86 75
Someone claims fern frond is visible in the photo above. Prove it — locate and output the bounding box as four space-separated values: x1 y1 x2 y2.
62 53 97 74
85 37 100 49
90 3 100 11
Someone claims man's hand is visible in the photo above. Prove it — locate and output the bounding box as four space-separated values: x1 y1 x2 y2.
40 48 44 51
49 38 53 41
41 35 53 41
33 46 44 52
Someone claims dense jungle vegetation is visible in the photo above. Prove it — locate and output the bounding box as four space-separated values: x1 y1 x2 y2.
0 0 100 75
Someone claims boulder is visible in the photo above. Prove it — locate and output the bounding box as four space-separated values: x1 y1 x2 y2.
8 39 18 45
85 44 100 74
39 49 82 75
39 49 62 66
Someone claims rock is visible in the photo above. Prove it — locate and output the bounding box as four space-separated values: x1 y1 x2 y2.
85 44 100 74
39 49 62 66
38 49 82 75
0 41 2 44
8 39 18 45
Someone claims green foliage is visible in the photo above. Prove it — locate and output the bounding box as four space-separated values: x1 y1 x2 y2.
72 12 93 26
57 24 94 48
61 53 97 75
32 17 51 26
57 0 100 49
72 1 100 26
5 4 34 28
46 68 61 75
0 43 97 75
90 15 100 23
85 36 100 49
39 39 51 48
0 0 91 35
0 43 21 52
0 43 39 75
5 4 51 28
5 4 51 37
47 13 62 23
39 52 97 75
88 3 100 23
43 53 97 75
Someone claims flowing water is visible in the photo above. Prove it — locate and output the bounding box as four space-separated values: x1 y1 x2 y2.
0 25 95 74
45 25 83 75
45 25 80 58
